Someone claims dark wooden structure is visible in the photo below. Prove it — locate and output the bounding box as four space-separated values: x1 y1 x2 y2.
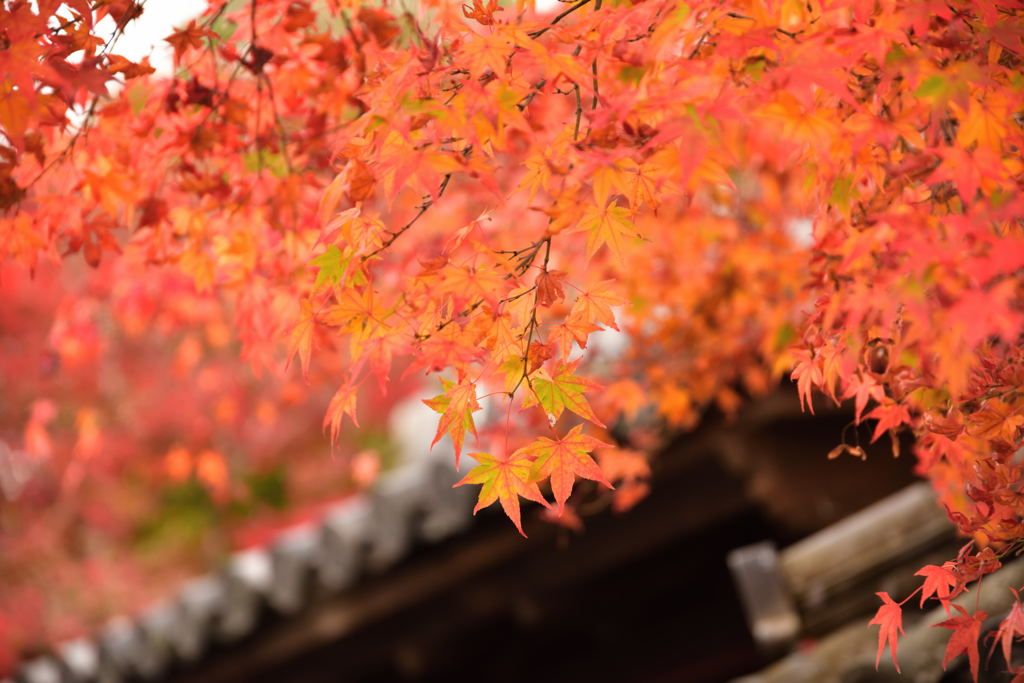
13 387 932 683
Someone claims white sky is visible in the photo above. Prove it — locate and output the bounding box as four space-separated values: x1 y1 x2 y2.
97 0 564 77
97 0 208 76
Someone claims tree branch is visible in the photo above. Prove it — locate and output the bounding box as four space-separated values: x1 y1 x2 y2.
528 0 593 39
362 174 452 261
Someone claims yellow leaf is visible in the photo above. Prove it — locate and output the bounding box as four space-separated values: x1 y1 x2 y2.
955 95 1007 151
577 203 637 262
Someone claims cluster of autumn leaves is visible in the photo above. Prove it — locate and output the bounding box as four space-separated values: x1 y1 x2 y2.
2 0 1024 678
0 0 404 667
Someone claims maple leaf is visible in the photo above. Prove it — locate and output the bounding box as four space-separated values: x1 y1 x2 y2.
518 425 612 512
791 351 822 415
548 316 600 358
287 299 316 379
106 54 154 79
535 269 566 307
929 147 983 205
526 340 553 375
570 280 625 331
323 382 360 444
844 372 884 424
524 361 605 427
597 446 651 483
576 203 637 262
311 245 363 290
954 95 1007 152
9 0 1024 660
455 450 549 536
346 159 376 202
916 564 959 612
357 7 399 45
968 398 1024 443
423 378 481 467
866 402 912 443
993 594 1024 668
870 592 904 672
459 28 512 77
463 0 501 25
934 604 987 682
165 20 217 62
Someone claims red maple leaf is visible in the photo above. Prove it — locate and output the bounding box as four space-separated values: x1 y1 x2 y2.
870 591 905 672
535 269 567 307
844 372 884 424
916 563 960 613
992 593 1024 668
935 604 987 682
866 401 911 443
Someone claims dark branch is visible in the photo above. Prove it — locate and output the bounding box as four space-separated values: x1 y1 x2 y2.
528 0 593 39
362 174 452 261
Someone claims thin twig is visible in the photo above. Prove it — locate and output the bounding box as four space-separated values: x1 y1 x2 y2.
24 0 146 191
510 238 551 398
688 32 708 58
569 43 584 140
362 174 452 261
517 79 547 111
251 0 263 174
573 83 583 140
260 73 294 173
412 235 545 346
33 0 105 39
528 0 593 39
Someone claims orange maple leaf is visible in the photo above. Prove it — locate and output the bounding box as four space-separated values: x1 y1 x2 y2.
462 0 501 25
286 299 316 379
323 382 360 444
577 203 637 262
968 398 1024 443
423 378 481 467
548 315 600 358
570 279 625 331
519 425 612 512
455 450 549 536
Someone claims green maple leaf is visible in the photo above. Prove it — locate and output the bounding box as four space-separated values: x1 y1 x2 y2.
311 245 364 290
525 361 605 427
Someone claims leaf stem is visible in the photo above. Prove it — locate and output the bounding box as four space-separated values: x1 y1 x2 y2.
510 238 552 398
